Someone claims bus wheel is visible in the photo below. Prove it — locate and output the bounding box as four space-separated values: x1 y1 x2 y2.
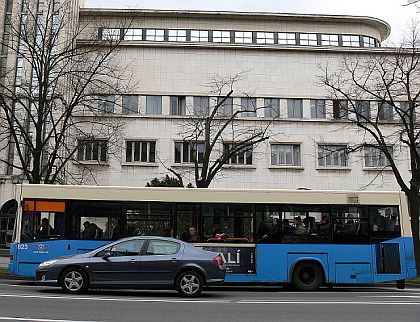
60 267 89 294
292 262 323 291
396 279 405 290
176 271 203 297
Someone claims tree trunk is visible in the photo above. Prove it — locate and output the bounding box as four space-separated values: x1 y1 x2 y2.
407 190 420 275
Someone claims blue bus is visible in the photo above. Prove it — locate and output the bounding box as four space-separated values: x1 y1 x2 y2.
9 184 417 290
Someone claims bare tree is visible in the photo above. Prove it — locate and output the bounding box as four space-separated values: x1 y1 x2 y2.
166 73 272 188
320 23 420 271
0 0 133 184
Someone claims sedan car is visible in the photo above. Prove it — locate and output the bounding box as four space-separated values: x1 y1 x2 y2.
36 236 225 297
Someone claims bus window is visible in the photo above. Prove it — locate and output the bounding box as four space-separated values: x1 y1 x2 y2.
256 205 281 243
124 203 175 238
332 206 368 244
369 206 400 242
176 204 199 242
21 210 65 242
202 204 253 242
281 205 332 244
71 202 121 240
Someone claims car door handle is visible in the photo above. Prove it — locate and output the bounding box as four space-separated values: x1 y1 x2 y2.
171 258 178 263
130 259 137 264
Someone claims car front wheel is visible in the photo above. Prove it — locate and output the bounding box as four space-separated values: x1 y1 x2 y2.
60 267 89 294
176 271 203 297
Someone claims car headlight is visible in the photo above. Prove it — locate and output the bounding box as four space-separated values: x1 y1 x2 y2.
39 260 58 267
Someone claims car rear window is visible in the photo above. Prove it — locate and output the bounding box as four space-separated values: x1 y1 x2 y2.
146 240 180 255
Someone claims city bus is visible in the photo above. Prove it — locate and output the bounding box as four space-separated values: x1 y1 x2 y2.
9 184 417 290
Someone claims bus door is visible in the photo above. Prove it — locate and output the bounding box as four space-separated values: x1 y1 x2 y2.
16 200 66 276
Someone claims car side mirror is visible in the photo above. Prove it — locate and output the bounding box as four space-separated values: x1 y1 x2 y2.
102 251 112 260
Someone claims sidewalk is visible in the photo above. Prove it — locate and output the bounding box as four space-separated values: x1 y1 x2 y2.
0 249 9 268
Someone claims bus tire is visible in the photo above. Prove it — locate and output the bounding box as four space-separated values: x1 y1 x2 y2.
176 270 203 297
292 261 323 291
60 267 89 294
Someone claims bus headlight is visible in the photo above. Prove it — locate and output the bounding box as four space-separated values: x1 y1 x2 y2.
39 260 57 267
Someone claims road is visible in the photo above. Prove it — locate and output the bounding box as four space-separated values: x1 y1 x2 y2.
0 281 418 322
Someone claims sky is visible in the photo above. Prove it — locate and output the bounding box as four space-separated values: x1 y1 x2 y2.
84 0 418 45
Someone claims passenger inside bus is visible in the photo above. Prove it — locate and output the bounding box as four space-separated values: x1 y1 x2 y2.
341 214 358 235
188 226 200 242
317 215 330 236
37 218 55 238
293 216 306 235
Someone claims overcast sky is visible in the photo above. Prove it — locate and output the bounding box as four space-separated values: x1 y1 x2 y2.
84 0 418 45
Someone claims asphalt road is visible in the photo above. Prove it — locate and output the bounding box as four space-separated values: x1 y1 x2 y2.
0 281 418 322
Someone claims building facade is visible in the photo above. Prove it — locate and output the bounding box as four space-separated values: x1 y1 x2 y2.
1 3 409 246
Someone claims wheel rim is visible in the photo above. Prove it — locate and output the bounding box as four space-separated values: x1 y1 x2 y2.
64 271 84 292
298 267 315 285
180 274 200 295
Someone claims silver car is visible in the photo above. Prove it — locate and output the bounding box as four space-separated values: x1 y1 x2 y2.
36 236 226 297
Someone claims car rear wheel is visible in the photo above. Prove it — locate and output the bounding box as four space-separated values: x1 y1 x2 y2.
60 267 89 294
176 271 203 297
292 262 323 291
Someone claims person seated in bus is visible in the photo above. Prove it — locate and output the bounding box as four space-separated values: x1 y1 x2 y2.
36 218 55 238
317 215 331 236
209 224 227 240
82 221 100 239
257 221 270 240
293 216 306 235
341 214 358 235
282 219 294 235
180 227 191 242
188 226 200 242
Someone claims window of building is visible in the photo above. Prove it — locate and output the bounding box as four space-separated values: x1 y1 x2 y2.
102 28 121 41
399 101 411 122
193 96 210 116
321 34 339 46
146 96 162 115
234 31 252 44
174 142 205 164
271 144 301 166
378 102 393 121
123 29 142 41
98 95 115 114
287 99 303 118
170 96 186 116
224 143 253 165
277 32 296 45
318 145 348 167
77 140 107 162
213 30 231 43
216 97 233 117
240 98 257 117
342 35 360 47
363 36 376 48
256 32 274 44
264 98 280 118
299 33 318 46
146 29 165 41
122 95 138 115
190 30 209 42
333 100 349 119
126 140 156 163
310 100 326 119
364 146 392 168
168 29 187 42
355 100 371 119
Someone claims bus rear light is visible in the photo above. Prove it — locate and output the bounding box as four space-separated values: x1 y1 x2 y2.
9 255 13 262
212 255 224 266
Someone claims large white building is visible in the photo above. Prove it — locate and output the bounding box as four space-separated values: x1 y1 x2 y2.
1 1 408 246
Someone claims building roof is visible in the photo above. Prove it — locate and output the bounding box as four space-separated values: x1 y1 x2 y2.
80 8 391 41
